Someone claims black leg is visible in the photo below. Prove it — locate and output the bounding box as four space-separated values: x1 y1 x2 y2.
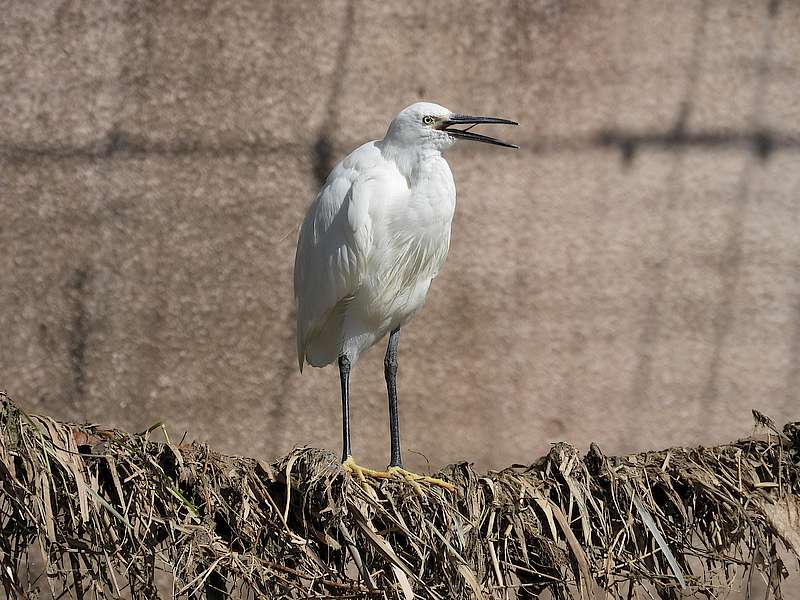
384 327 402 467
338 354 352 462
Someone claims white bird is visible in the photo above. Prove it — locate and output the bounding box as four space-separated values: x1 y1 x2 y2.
294 102 517 489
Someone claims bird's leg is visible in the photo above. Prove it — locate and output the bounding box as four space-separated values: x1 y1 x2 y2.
338 354 352 462
383 327 455 493
385 327 402 468
339 354 390 491
340 337 454 494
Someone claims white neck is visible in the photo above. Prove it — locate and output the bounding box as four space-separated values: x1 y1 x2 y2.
377 139 443 183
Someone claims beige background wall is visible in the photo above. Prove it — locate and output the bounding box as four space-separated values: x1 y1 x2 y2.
1 1 798 482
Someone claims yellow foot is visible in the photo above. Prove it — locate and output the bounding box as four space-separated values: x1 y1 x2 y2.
341 457 455 494
389 466 456 494
342 456 393 482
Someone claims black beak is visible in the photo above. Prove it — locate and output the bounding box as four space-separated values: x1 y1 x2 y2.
437 114 519 148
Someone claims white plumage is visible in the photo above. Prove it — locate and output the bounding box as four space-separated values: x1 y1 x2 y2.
295 102 457 370
293 101 516 475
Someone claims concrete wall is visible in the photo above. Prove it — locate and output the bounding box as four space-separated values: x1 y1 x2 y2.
1 1 798 481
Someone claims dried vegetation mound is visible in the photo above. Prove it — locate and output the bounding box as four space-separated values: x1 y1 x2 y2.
0 392 798 599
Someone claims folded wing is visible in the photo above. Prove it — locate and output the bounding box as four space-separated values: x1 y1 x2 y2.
294 144 405 370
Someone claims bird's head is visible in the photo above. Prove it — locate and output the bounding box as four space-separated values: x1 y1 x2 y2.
384 102 518 152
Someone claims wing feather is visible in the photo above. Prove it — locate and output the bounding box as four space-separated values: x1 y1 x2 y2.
294 149 382 370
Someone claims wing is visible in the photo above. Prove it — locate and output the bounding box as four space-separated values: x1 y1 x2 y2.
293 144 387 371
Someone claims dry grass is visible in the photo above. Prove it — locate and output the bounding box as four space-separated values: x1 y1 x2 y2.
0 391 798 599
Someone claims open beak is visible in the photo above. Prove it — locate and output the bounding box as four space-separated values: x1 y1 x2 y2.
437 114 519 148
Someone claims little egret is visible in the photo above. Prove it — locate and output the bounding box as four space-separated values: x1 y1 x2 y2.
294 102 518 490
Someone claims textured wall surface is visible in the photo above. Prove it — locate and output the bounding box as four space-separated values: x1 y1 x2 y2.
1 0 798 486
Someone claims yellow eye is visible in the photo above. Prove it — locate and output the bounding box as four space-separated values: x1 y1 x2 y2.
423 115 435 126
